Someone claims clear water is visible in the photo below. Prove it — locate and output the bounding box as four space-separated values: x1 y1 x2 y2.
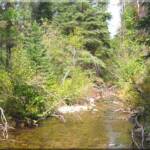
0 99 132 149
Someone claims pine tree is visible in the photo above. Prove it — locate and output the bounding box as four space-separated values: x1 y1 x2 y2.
32 1 110 57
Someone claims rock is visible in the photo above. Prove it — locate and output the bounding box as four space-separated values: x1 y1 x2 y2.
88 105 93 110
32 120 39 127
108 143 116 147
89 97 95 103
93 108 98 112
95 95 101 100
57 105 88 113
91 103 96 107
20 122 25 128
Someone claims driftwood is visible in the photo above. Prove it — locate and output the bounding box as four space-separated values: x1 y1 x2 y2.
131 110 145 149
131 128 140 149
0 107 8 140
51 113 66 123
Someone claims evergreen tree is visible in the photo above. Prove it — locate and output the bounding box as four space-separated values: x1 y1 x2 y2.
33 1 110 57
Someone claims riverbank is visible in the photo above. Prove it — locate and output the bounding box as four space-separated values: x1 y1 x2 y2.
2 82 146 149
8 83 131 128
0 88 133 149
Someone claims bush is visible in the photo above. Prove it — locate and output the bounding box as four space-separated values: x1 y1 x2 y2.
47 67 90 105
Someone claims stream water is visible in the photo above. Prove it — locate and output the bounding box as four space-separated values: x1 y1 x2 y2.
0 99 132 149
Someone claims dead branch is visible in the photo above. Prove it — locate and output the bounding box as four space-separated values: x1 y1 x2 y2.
51 113 66 123
131 129 140 149
0 107 8 140
131 112 145 149
62 70 70 85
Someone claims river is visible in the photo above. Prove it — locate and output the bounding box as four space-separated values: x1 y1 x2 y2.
0 98 133 149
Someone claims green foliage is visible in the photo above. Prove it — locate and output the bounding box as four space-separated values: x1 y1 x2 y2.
47 67 90 105
108 4 148 108
5 83 47 120
109 41 146 106
123 5 137 31
32 2 54 22
33 1 110 57
0 10 92 120
137 3 150 45
0 1 109 122
114 51 145 86
42 23 91 104
11 43 34 81
78 50 106 70
136 60 150 106
0 70 13 105
23 21 48 71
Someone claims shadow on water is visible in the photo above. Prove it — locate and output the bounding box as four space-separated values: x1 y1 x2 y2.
0 99 133 149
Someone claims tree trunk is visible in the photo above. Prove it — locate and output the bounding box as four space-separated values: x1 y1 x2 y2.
6 39 12 71
5 3 13 71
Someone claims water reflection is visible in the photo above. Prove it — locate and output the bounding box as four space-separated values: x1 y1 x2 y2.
0 100 132 149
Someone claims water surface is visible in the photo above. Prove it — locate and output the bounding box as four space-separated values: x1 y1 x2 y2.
0 99 132 149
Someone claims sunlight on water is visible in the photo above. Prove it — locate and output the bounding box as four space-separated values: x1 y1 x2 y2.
0 100 132 149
